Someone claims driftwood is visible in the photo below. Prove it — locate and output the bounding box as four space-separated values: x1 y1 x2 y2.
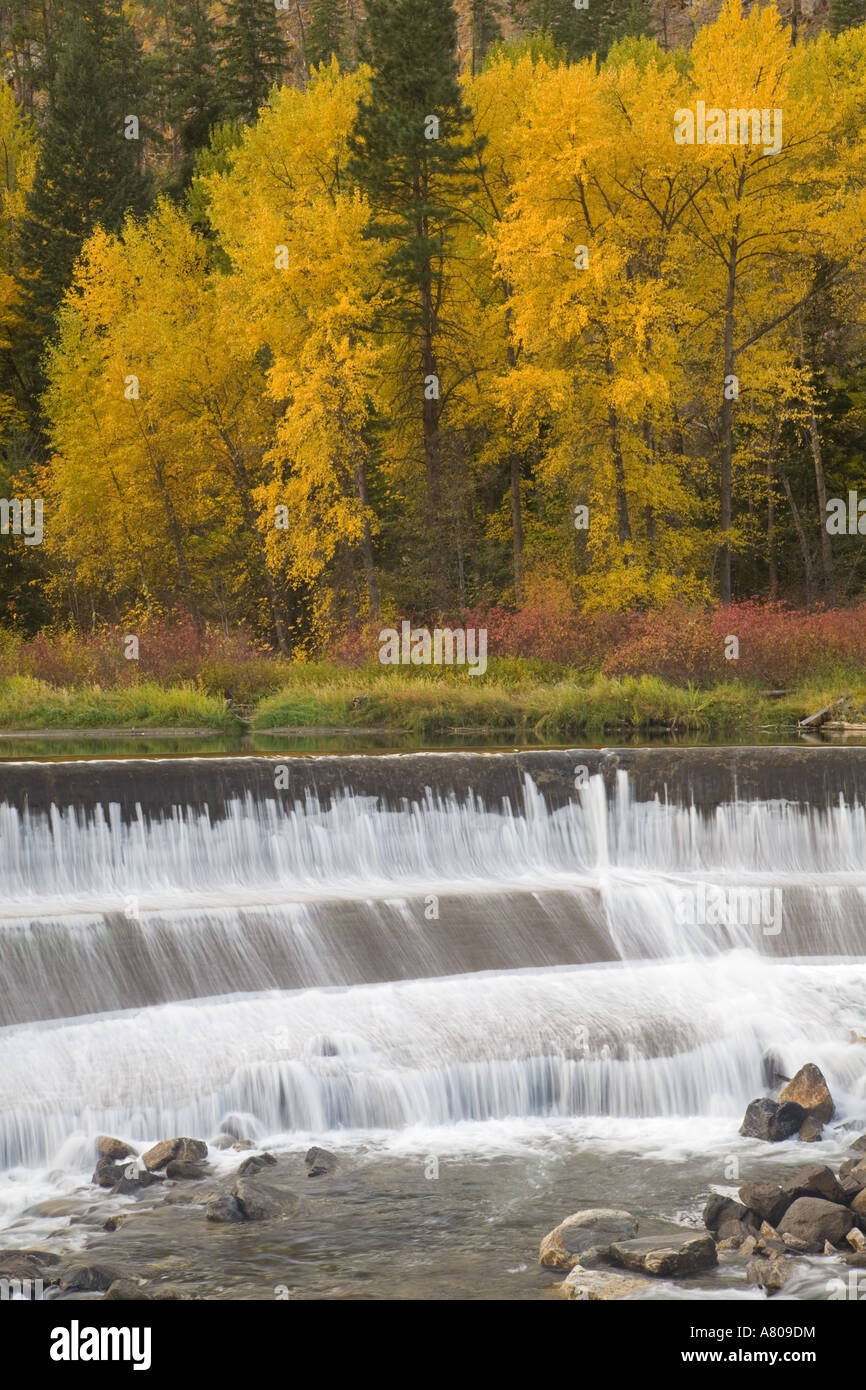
798 695 849 729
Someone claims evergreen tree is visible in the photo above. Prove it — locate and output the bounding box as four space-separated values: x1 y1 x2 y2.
829 0 866 34
160 0 226 184
12 0 152 408
470 0 502 73
219 0 286 123
306 0 346 69
347 0 483 602
518 0 651 62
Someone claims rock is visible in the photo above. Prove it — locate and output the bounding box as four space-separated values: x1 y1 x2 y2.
777 1197 854 1252
846 1227 866 1252
780 1232 811 1252
212 1134 238 1150
232 1175 299 1223
164 1159 208 1180
96 1136 137 1161
609 1233 717 1278
780 1164 846 1206
703 1193 749 1232
849 1189 866 1219
92 1155 127 1188
746 1257 792 1293
740 1235 757 1257
110 1169 163 1196
152 1286 185 1300
58 1264 120 1293
217 1114 251 1141
141 1137 207 1171
562 1266 648 1300
538 1208 638 1270
575 1245 612 1268
205 1194 246 1223
738 1182 789 1227
102 1279 152 1301
26 1198 89 1218
715 1219 753 1247
305 1146 338 1177
849 1135 866 1154
779 1063 835 1124
839 1159 866 1190
236 1152 277 1177
739 1098 805 1142
231 1140 253 1151
0 1251 60 1283
799 1117 823 1142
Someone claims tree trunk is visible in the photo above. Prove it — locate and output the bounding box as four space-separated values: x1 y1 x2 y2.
719 231 739 605
606 352 632 549
781 472 815 609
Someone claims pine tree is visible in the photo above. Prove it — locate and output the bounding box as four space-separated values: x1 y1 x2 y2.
518 0 651 62
219 0 287 123
470 0 502 73
12 0 152 409
160 0 227 183
306 0 346 69
829 0 866 34
347 0 482 601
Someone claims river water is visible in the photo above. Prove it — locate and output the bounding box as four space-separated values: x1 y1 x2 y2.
1 748 864 1299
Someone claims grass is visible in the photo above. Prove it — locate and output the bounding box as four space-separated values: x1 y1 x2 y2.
2 664 865 736
0 676 240 730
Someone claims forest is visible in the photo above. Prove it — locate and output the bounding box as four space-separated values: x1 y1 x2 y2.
0 0 865 676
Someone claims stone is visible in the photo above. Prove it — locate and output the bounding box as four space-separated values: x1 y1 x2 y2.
777 1197 854 1252
609 1233 717 1278
92 1155 127 1188
739 1098 805 1142
164 1159 208 1180
846 1228 866 1252
703 1193 749 1231
780 1232 811 1252
715 1219 753 1247
232 1175 299 1223
780 1164 846 1206
849 1135 866 1154
231 1141 253 1151
205 1194 246 1223
102 1279 152 1301
562 1266 648 1301
58 1264 120 1293
0 1251 60 1284
746 1256 792 1294
110 1169 162 1196
212 1134 238 1150
740 1236 757 1257
96 1136 137 1161
779 1064 835 1124
236 1152 277 1177
305 1146 338 1177
538 1208 638 1270
849 1189 866 1219
799 1117 823 1142
141 1137 207 1171
840 1159 866 1190
738 1182 789 1227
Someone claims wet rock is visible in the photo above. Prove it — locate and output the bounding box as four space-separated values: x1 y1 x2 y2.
232 1167 300 1223
780 1232 811 1252
96 1136 137 1161
218 1114 252 1142
58 1264 121 1293
141 1137 207 1171
92 1156 127 1188
609 1233 717 1278
849 1189 866 1220
777 1197 854 1252
152 1286 186 1300
26 1197 89 1218
799 1117 823 1142
839 1158 866 1190
779 1064 835 1124
212 1134 239 1150
236 1152 277 1177
739 1098 805 1142
102 1278 152 1301
305 1146 338 1177
538 1209 638 1270
0 1250 60 1284
703 1194 749 1232
849 1135 866 1155
165 1159 209 1181
562 1266 648 1300
231 1141 253 1151
110 1168 163 1196
715 1219 753 1248
846 1227 866 1252
205 1194 246 1223
738 1182 789 1227
746 1256 792 1294
780 1164 846 1206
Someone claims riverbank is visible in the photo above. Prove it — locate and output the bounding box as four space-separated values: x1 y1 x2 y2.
2 668 865 737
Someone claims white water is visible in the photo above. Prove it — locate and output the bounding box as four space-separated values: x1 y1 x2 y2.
1 768 865 1197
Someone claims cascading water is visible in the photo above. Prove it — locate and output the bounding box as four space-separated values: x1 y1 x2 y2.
1 748 865 1194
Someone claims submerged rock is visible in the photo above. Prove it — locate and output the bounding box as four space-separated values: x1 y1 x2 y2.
58 1263 121 1293
780 1064 835 1124
305 1146 338 1177
562 1266 648 1300
739 1098 805 1142
538 1209 638 1270
608 1233 717 1277
102 1278 152 1300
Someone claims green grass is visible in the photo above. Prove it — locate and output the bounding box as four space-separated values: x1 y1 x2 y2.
0 676 240 730
1 664 863 736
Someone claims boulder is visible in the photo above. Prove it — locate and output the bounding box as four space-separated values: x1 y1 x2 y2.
779 1064 834 1124
703 1193 749 1232
780 1164 846 1205
849 1135 866 1155
839 1159 866 1190
739 1098 805 1142
715 1219 753 1248
211 1134 238 1151
102 1279 152 1301
141 1137 207 1171
539 1208 638 1270
305 1146 338 1177
92 1155 126 1188
562 1266 648 1300
738 1182 789 1227
232 1174 299 1223
799 1117 823 1143
746 1257 792 1294
0 1251 59 1284
110 1168 162 1196
164 1159 208 1180
609 1233 717 1278
96 1136 138 1161
849 1189 866 1220
205 1194 247 1224
58 1264 120 1293
777 1197 854 1252
236 1152 277 1177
